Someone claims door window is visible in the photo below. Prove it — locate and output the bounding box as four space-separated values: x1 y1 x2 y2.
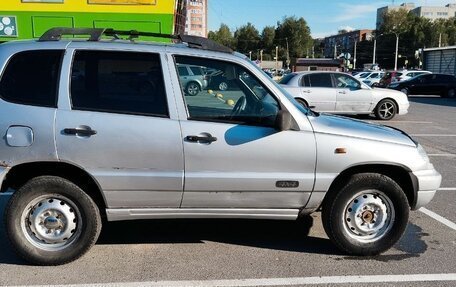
175 56 280 128
334 74 361 90
307 73 333 88
70 50 168 117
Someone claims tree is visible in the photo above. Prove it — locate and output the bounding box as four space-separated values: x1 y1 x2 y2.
275 16 313 61
234 23 260 56
208 24 235 49
260 26 275 53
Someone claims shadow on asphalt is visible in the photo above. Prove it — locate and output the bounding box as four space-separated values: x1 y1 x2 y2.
96 216 342 256
0 195 429 265
408 96 456 108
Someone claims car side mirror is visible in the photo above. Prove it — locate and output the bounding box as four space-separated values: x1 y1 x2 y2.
275 110 294 131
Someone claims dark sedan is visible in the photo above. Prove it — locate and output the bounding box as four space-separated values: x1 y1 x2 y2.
387 73 456 98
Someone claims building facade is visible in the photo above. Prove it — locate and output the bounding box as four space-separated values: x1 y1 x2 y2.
184 0 207 37
377 3 456 29
324 30 373 59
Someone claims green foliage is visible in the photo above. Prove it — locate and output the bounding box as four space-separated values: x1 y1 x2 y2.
234 23 260 55
207 24 236 49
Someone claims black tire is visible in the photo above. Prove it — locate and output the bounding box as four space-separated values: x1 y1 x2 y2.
5 176 102 265
322 173 409 256
295 98 309 108
186 82 201 96
375 99 397 120
446 88 455 98
400 87 409 96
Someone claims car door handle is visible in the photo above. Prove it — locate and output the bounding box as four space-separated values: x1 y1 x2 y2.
63 126 97 136
302 90 311 93
338 90 347 94
186 135 217 143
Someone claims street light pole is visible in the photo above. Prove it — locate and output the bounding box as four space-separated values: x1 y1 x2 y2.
249 51 252 60
394 32 399 71
353 40 357 70
275 46 279 71
373 38 377 65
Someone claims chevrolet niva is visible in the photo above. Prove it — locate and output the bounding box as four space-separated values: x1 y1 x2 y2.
0 28 441 265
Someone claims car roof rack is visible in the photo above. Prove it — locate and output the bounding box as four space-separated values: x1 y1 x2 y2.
38 27 233 53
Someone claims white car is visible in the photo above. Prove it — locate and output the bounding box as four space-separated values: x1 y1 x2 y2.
362 71 385 87
279 71 409 120
396 70 431 82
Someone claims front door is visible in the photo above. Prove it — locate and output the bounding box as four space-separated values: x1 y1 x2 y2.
334 73 373 112
56 48 184 208
173 56 316 209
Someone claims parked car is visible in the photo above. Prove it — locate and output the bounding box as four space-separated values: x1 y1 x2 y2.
388 73 456 97
279 71 409 120
362 71 385 87
377 71 403 87
396 70 431 82
353 71 373 79
176 63 208 96
0 28 440 265
206 70 230 91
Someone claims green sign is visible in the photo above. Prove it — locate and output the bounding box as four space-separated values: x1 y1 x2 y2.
0 16 17 37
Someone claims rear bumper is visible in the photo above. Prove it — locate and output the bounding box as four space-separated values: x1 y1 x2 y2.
411 167 442 210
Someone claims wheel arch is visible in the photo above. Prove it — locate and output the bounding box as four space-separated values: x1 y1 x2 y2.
374 97 400 114
0 161 107 218
323 164 416 210
294 97 309 107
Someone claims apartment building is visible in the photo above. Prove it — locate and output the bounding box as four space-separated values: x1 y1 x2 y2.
184 0 208 37
324 30 373 59
377 3 456 29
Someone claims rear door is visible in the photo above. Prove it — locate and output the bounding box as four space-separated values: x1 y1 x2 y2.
55 47 184 209
301 73 337 112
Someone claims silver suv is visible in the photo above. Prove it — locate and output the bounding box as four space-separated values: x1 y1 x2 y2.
0 28 441 265
176 64 208 96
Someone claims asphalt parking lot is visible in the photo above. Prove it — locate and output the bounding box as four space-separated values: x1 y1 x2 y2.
0 95 455 287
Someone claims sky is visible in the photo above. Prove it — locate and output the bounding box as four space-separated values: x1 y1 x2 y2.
208 0 456 38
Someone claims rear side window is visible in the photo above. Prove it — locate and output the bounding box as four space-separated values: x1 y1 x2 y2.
71 50 168 117
308 73 333 88
0 50 63 107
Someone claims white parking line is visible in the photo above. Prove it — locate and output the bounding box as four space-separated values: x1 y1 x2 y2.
428 153 456 157
11 274 456 287
411 134 456 137
438 187 456 191
420 208 456 231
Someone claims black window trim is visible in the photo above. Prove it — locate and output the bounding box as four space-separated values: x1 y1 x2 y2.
0 49 64 108
69 49 170 118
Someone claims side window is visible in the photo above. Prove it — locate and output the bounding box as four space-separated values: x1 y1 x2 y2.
175 56 280 128
308 73 333 88
0 50 63 107
71 50 168 117
334 74 361 90
178 66 189 76
300 75 311 87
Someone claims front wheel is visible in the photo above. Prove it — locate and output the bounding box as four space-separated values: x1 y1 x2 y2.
295 98 309 109
446 88 455 98
375 99 397 120
322 173 409 256
5 176 102 265
186 82 201 96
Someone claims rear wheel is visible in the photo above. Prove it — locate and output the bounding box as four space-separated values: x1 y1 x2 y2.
400 87 409 96
218 81 228 91
446 88 455 98
375 99 397 120
186 82 201 96
322 173 409 255
5 176 101 265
